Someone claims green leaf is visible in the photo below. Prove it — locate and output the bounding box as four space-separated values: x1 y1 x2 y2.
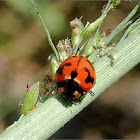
21 82 39 114
82 15 106 37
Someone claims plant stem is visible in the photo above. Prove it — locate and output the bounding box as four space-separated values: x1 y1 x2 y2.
105 2 140 45
117 18 140 45
30 0 60 62
0 30 140 140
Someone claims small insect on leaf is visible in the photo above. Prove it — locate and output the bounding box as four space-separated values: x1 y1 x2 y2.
21 82 39 114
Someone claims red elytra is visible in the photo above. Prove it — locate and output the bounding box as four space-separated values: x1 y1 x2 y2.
55 56 96 100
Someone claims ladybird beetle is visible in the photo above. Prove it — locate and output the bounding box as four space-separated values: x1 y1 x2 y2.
55 56 96 101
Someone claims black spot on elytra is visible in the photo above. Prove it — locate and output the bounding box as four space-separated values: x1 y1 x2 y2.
84 67 94 84
71 71 78 79
57 62 71 76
